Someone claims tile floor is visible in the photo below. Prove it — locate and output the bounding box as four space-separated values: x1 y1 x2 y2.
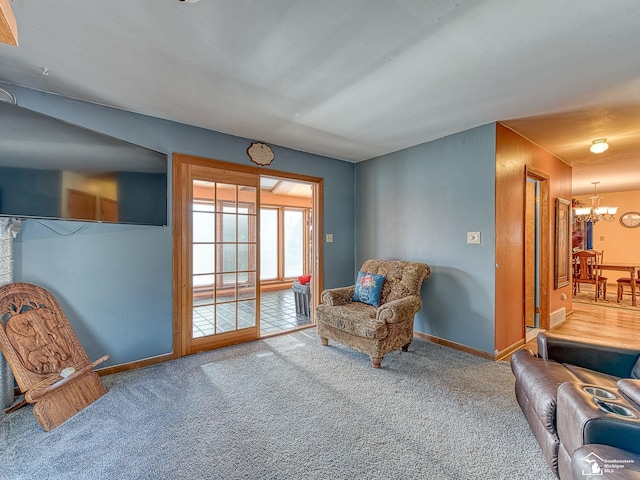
193 288 312 338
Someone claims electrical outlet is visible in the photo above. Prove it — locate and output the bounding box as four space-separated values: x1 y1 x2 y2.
467 231 481 244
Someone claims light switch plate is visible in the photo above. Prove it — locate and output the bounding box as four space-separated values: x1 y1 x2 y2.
467 231 481 244
326 233 333 243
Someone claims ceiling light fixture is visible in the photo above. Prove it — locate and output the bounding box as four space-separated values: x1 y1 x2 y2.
573 181 618 223
589 138 609 154
178 0 200 3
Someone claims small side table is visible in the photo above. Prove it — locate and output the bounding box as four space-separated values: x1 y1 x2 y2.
292 281 311 317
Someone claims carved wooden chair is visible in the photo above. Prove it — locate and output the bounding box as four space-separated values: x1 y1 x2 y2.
0 283 109 431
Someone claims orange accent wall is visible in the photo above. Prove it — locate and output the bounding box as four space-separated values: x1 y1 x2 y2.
573 189 640 264
495 124 573 353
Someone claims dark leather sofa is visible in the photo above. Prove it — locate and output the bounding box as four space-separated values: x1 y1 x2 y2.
510 332 640 479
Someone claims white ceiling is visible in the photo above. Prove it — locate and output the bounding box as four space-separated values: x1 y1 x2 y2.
1 0 639 195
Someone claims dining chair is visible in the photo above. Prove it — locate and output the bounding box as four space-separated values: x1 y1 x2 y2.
572 249 604 294
572 250 607 301
617 271 640 303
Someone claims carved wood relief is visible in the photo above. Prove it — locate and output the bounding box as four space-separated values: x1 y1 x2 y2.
5 301 70 374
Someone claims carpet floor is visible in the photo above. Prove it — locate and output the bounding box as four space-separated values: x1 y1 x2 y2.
0 330 554 480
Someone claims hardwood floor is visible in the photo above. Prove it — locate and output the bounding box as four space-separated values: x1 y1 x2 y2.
522 302 640 356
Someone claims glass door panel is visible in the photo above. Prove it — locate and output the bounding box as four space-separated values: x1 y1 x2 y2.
189 171 259 351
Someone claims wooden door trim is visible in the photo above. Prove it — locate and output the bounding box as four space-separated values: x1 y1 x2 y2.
525 167 550 330
173 159 189 358
312 180 324 320
525 181 536 329
189 327 259 355
173 153 323 184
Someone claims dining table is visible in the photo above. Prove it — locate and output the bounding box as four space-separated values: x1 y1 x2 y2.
598 263 640 306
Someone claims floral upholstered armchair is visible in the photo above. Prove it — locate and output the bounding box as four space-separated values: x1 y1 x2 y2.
316 259 431 368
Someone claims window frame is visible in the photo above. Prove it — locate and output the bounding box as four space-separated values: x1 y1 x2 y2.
260 205 310 283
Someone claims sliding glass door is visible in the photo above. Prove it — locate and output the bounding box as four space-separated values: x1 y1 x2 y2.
173 154 324 357
177 163 259 354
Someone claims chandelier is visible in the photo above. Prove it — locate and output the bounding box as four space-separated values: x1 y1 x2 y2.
573 182 618 223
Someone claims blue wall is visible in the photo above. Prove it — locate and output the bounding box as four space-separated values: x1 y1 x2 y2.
355 124 497 354
4 84 355 367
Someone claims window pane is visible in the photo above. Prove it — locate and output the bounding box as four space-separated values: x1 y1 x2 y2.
193 210 215 243
244 244 256 271
284 210 304 277
221 244 236 273
216 303 236 333
246 214 256 243
221 213 236 242
193 273 215 289
260 209 278 280
217 183 236 207
238 244 249 273
193 244 215 275
192 304 214 338
237 300 256 329
193 180 215 203
237 214 249 242
193 201 216 213
238 272 256 300
216 276 236 302
238 186 255 206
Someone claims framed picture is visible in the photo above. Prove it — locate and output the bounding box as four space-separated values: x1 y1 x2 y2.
554 197 571 289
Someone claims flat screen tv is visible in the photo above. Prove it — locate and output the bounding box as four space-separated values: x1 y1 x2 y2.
0 101 168 226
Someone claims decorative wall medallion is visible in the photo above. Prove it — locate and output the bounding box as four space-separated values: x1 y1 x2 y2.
620 211 640 228
247 142 274 166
